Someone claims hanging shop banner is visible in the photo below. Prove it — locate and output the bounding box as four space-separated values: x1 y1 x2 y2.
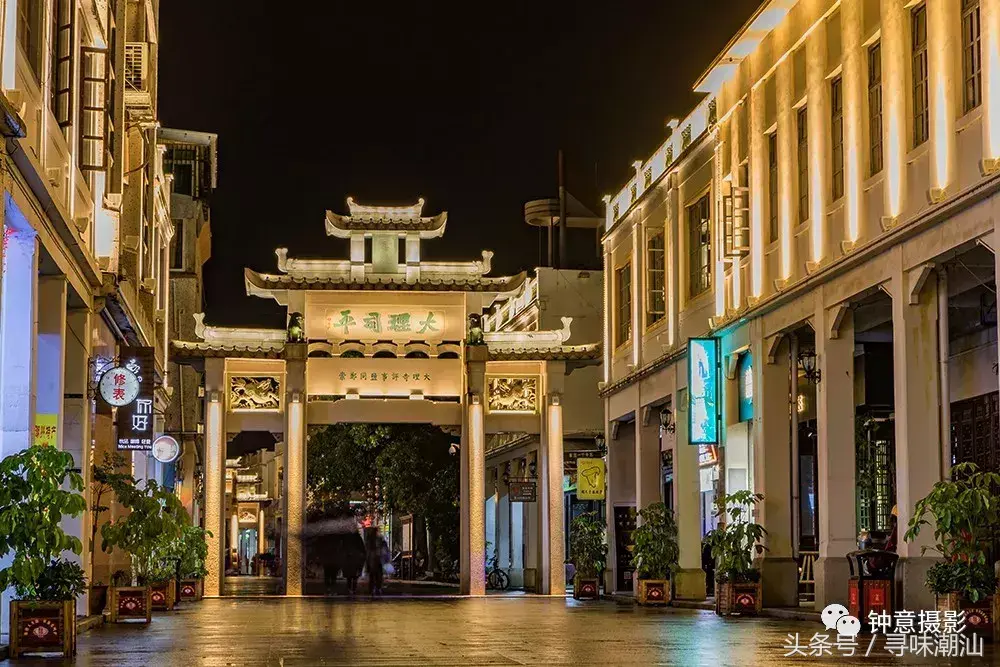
687 338 720 445
508 480 537 502
115 347 155 451
737 351 753 422
576 458 606 500
33 414 59 447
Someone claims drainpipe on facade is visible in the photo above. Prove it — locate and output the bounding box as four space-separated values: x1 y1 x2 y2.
790 334 800 559
937 268 950 480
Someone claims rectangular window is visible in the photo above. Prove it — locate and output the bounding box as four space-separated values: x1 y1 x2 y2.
768 132 778 242
687 194 712 298
868 42 884 175
170 221 184 270
646 230 665 327
17 0 42 79
615 263 632 347
797 107 809 223
912 4 929 146
963 0 982 113
831 76 845 200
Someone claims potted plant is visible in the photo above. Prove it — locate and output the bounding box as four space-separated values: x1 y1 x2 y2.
177 525 211 601
631 502 679 605
904 462 1000 641
704 490 766 616
101 479 185 622
0 445 87 658
569 512 607 600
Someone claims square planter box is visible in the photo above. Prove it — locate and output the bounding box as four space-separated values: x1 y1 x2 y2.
180 578 204 602
573 575 600 600
937 593 999 642
9 600 76 658
110 586 151 623
715 581 762 616
636 579 671 605
89 584 109 616
150 580 176 611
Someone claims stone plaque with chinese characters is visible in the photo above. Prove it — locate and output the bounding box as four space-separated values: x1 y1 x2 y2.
307 357 463 398
116 347 155 450
305 295 465 342
229 376 281 411
487 376 539 414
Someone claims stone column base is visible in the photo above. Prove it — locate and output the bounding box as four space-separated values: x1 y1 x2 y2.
761 557 799 607
814 556 851 609
523 568 538 593
673 568 706 600
899 556 940 612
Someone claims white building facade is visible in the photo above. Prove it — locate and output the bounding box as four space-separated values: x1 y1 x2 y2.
603 0 1000 611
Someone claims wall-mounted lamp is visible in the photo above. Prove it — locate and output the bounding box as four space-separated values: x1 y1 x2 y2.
208 391 221 404
798 350 821 384
290 391 302 404
470 393 481 405
659 408 676 434
550 393 561 406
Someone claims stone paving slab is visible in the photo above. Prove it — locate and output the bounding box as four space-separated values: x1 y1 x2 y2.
0 597 994 666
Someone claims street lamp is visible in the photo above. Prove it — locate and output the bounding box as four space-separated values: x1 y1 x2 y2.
798 349 821 384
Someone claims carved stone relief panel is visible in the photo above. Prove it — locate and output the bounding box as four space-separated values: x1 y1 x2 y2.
229 376 281 411
487 376 539 414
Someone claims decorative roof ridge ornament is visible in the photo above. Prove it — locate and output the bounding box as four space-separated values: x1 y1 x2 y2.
275 248 352 277
483 317 573 349
193 312 287 345
324 197 447 238
347 196 425 219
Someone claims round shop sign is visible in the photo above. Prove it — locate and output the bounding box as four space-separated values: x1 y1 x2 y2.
152 435 181 464
98 366 140 407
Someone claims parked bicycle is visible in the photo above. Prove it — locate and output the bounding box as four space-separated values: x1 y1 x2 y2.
485 549 509 591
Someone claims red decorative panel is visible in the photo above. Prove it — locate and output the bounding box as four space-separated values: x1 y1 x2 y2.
865 580 892 616
18 609 62 648
118 594 146 616
181 584 196 598
848 580 859 618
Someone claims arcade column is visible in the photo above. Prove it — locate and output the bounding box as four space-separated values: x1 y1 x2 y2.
461 344 487 595
284 343 307 596
203 358 226 597
540 391 565 596
672 386 706 600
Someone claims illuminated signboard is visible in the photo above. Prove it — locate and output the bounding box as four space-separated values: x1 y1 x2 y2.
687 338 719 445
305 295 465 343
307 357 463 398
738 352 753 422
113 347 155 451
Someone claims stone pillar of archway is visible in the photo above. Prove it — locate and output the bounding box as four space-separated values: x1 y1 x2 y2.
540 362 566 596
203 358 227 597
284 343 308 595
460 345 487 595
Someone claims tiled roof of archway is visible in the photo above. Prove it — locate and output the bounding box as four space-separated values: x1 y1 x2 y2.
172 340 285 359
245 268 526 294
486 343 601 361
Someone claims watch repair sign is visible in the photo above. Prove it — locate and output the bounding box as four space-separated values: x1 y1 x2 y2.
109 347 156 451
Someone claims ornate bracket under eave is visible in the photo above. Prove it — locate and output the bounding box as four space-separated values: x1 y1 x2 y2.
193 312 286 346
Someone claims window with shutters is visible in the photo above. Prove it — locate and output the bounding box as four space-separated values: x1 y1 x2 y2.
768 132 778 242
963 0 982 113
831 76 845 200
868 42 883 175
688 194 712 297
646 230 665 327
49 0 74 131
615 263 632 347
912 4 929 146
78 47 107 171
17 0 42 80
797 107 809 223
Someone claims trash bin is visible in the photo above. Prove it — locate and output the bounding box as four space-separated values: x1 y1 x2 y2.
847 549 898 627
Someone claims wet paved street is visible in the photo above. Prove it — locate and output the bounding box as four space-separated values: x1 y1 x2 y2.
4 597 997 666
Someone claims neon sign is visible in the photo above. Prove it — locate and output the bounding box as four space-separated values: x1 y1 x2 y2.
688 338 719 445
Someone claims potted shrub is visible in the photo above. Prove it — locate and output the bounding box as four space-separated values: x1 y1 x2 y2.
631 502 679 605
88 452 130 615
101 479 184 622
904 462 1000 641
569 512 607 600
178 525 211 601
704 490 766 616
0 445 87 658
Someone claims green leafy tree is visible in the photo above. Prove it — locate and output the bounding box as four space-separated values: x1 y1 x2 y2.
703 490 767 584
631 502 679 580
569 512 607 578
0 445 86 599
89 452 131 563
904 462 1000 602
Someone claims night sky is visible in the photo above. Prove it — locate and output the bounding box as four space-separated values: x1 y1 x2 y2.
158 1 762 328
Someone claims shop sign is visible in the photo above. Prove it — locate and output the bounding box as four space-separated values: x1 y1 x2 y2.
98 363 140 407
114 347 155 451
33 413 58 447
698 444 719 467
576 458 605 500
738 352 753 422
687 338 719 445
508 480 536 502
152 435 181 464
